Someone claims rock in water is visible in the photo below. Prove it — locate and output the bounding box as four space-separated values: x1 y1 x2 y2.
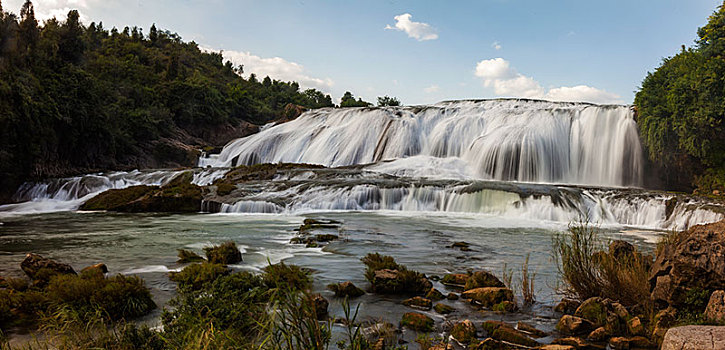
661 326 725 350
327 281 365 298
461 287 514 307
21 253 76 282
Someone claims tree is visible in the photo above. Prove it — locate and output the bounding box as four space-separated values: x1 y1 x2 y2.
340 91 371 107
18 0 39 54
149 23 158 44
58 10 85 63
377 95 401 107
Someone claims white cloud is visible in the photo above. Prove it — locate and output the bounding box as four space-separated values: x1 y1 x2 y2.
218 49 334 92
491 41 502 50
385 13 438 41
474 57 621 104
424 84 439 93
6 0 98 22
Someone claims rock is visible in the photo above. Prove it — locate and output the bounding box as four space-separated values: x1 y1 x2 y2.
461 287 514 308
441 273 469 287
465 270 505 290
450 319 476 344
610 302 630 320
446 292 459 300
21 253 76 282
177 249 205 263
400 312 434 332
428 343 454 350
402 296 432 310
556 315 594 336
434 303 454 314
554 298 581 315
517 321 548 338
538 345 576 350
609 336 654 349
311 294 328 320
82 173 203 213
649 221 725 309
425 287 445 300
203 242 243 264
471 338 506 350
705 290 725 323
314 234 339 242
481 320 507 335
369 268 432 295
80 263 108 277
491 326 539 347
492 301 517 313
574 297 607 327
552 337 595 349
587 327 609 342
627 317 644 336
652 307 676 342
609 240 635 260
661 325 725 350
372 338 385 350
327 281 365 298
450 241 473 251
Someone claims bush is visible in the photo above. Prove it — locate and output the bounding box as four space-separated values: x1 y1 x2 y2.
169 262 229 291
204 241 243 265
263 262 311 292
362 253 431 295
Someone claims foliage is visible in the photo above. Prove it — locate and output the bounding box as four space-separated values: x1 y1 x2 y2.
203 241 243 265
340 91 372 107
361 253 431 295
168 262 229 291
176 249 205 263
520 254 536 306
0 3 335 201
634 1 725 191
376 95 401 107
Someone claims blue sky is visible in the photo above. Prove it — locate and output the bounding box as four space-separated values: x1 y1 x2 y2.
5 0 722 105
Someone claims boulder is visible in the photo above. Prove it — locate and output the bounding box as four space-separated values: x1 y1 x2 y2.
21 253 76 282
311 294 328 320
627 317 644 336
370 268 432 295
425 287 445 300
609 336 654 349
481 320 507 335
705 290 725 323
517 321 548 338
441 273 469 287
609 240 635 260
402 296 432 310
461 287 514 308
434 303 454 314
450 319 476 344
556 315 594 336
652 307 677 342
465 270 505 290
491 326 538 347
587 327 609 342
554 298 581 315
661 326 725 350
327 281 365 298
80 263 108 277
492 300 517 313
650 221 725 309
446 292 459 300
400 312 434 332
574 297 607 327
552 337 594 349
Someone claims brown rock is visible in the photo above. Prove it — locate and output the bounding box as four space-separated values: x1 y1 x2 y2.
400 312 434 332
450 319 476 344
588 327 609 342
661 325 725 350
20 253 76 282
425 287 445 301
652 307 677 342
481 320 507 335
311 294 328 320
471 338 506 349
465 270 505 290
461 287 514 307
80 263 108 277
328 281 365 298
627 317 644 336
574 297 607 327
517 321 548 338
538 345 576 350
441 273 469 287
609 240 635 260
402 296 432 310
705 290 725 323
610 302 630 320
491 326 538 347
552 336 595 349
446 292 459 300
554 298 581 315
556 315 594 336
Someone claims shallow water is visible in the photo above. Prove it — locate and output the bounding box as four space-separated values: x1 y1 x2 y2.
0 209 660 345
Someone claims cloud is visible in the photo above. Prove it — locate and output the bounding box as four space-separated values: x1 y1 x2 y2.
8 0 99 23
424 84 439 93
385 13 438 41
491 41 502 50
474 58 621 104
218 49 334 92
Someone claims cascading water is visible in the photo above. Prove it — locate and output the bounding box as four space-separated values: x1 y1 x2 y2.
204 99 644 187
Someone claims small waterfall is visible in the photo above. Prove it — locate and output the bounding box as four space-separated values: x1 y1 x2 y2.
205 99 643 187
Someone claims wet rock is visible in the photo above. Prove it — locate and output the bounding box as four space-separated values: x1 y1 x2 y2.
177 249 205 263
21 253 76 282
574 297 608 327
649 221 725 309
471 338 506 349
627 317 644 336
610 336 654 349
492 300 517 313
82 173 203 213
428 342 454 350
461 287 514 308
434 303 454 314
425 287 445 300
402 296 432 310
450 241 473 251
451 319 476 344
491 326 539 347
204 241 243 264
552 337 595 349
661 325 725 350
441 273 469 287
705 290 725 323
554 298 581 315
314 234 339 242
587 327 609 342
517 321 548 338
446 292 459 300
400 312 434 332
556 315 594 336
369 267 432 295
80 263 108 277
465 270 505 290
481 320 507 335
311 294 328 320
328 281 365 298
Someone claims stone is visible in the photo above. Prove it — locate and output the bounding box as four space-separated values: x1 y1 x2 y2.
450 319 476 344
327 281 365 298
20 253 76 282
652 307 677 342
471 338 506 350
492 301 517 313
371 268 432 295
428 343 454 350
554 298 581 315
441 273 469 287
610 302 630 320
661 325 725 350
311 294 328 320
80 263 108 276
434 303 454 314
400 312 434 332
538 346 576 350
425 287 445 301
552 337 593 349
465 270 505 290
627 317 644 336
402 296 432 310
574 297 608 327
609 240 635 260
446 292 459 300
705 290 725 323
556 315 594 336
481 320 507 335
517 321 548 338
609 336 654 349
587 327 609 342
461 287 514 308
491 326 539 347
649 221 725 309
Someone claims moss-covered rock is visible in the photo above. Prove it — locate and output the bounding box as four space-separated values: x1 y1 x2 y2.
362 253 431 295
556 315 594 336
574 297 608 327
20 253 76 284
204 241 243 265
80 185 157 211
450 319 476 344
433 303 454 314
481 320 507 335
461 287 513 307
176 249 205 263
516 321 547 338
554 298 581 315
441 273 469 287
492 300 517 313
425 287 445 301
400 312 434 332
402 296 432 310
491 326 538 347
464 270 505 290
215 183 236 196
327 281 365 298
446 292 459 300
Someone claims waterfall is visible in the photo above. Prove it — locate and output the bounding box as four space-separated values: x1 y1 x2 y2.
203 99 643 187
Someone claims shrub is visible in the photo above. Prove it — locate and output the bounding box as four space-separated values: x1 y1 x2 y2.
169 262 229 291
263 262 311 292
362 253 400 281
204 241 243 265
362 253 431 295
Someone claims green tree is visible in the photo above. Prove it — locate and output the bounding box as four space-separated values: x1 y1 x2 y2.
340 91 371 107
377 95 401 106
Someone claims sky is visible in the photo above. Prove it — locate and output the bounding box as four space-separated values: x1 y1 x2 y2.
4 0 722 105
